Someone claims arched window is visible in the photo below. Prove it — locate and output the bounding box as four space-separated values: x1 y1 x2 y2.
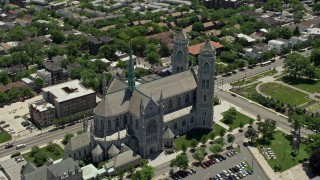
190 116 195 123
202 79 205 89
182 119 186 126
203 63 209 74
206 80 209 89
123 115 127 126
108 120 111 130
100 120 103 129
130 116 133 125
178 51 183 61
177 96 182 107
136 119 139 129
174 122 178 129
146 119 158 135
185 94 190 104
204 94 207 102
115 118 119 127
169 99 173 109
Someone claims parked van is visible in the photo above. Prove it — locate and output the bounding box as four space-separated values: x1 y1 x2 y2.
16 144 26 150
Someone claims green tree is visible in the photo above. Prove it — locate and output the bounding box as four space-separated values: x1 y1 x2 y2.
239 121 244 129
219 128 226 137
227 134 235 146
279 27 293 39
8 26 27 41
200 135 207 146
135 67 149 79
192 148 205 163
34 151 48 167
0 71 11 85
209 132 215 142
293 26 301 36
249 118 254 126
284 53 310 79
258 119 276 144
181 142 187 153
128 164 135 177
50 30 65 44
245 127 258 143
117 170 125 180
209 144 223 155
171 154 189 170
30 146 40 157
35 78 44 88
310 48 320 66
116 60 128 69
257 114 261 123
304 133 320 154
192 22 204 32
223 113 235 124
160 43 170 57
191 139 198 149
62 133 74 145
146 51 160 64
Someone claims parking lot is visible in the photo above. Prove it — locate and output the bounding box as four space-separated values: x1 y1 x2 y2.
0 95 42 141
169 145 268 180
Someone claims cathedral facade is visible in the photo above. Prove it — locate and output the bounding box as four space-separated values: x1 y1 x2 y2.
64 30 216 165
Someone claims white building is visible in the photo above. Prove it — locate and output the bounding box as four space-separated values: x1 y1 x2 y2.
37 69 52 86
268 39 289 54
21 78 35 89
303 28 320 36
237 33 256 43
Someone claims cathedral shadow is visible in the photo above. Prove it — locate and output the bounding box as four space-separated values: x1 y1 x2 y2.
301 161 318 179
146 151 163 161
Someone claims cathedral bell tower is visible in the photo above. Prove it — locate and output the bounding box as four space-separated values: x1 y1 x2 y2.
196 40 215 129
172 29 189 74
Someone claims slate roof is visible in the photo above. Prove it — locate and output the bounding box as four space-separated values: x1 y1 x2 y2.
112 150 141 168
108 144 120 157
105 76 127 94
47 158 81 178
94 69 197 118
92 144 103 155
65 132 90 151
163 128 174 139
21 162 37 175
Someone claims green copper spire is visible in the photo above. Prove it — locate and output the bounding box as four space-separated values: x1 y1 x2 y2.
128 45 135 93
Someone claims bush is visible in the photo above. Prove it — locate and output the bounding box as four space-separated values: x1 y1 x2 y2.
34 151 48 167
11 152 21 158
274 164 282 172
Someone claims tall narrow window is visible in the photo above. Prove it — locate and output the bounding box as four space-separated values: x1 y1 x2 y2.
182 119 186 126
136 119 139 129
204 94 207 102
204 63 209 74
178 51 183 61
185 94 190 103
169 99 173 109
206 80 209 89
123 115 127 126
177 97 182 107
176 67 180 73
130 116 133 125
180 67 183 72
108 120 111 130
115 118 119 127
100 120 103 129
202 79 205 89
174 122 178 129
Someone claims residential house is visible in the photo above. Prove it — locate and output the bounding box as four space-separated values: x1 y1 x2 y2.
188 41 224 56
204 0 243 9
244 44 273 59
37 69 52 86
8 64 26 75
0 82 27 92
43 61 68 85
21 78 35 89
268 39 289 54
203 21 215 31
237 33 256 43
88 36 114 55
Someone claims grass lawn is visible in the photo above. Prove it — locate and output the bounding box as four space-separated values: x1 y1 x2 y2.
282 76 320 93
245 161 253 172
223 111 253 130
259 82 310 106
257 131 309 172
174 124 226 150
0 131 11 143
232 69 277 87
231 82 260 99
23 144 64 163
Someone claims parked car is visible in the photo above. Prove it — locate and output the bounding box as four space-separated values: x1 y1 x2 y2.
190 168 196 174
14 115 21 119
2 124 9 128
200 163 207 169
5 142 13 149
16 144 26 150
0 121 5 125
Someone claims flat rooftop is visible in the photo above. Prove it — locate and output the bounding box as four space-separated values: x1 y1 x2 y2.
30 99 55 112
42 80 95 102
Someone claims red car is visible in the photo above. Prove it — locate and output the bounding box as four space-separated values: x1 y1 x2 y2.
209 159 216 164
200 163 207 169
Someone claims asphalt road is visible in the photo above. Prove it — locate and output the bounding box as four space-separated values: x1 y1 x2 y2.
216 90 313 136
0 122 85 158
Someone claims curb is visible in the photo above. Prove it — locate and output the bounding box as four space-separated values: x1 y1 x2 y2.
246 146 274 180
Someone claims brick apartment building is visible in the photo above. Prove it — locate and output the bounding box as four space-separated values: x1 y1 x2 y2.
88 36 113 55
43 61 68 85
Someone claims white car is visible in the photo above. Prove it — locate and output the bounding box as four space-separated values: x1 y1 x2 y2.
13 109 16 113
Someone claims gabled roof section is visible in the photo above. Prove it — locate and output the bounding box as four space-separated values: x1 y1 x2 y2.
163 128 174 139
200 39 216 53
94 89 131 117
21 162 38 176
106 76 127 94
65 132 90 151
136 69 197 102
108 144 120 156
128 90 150 118
92 144 103 155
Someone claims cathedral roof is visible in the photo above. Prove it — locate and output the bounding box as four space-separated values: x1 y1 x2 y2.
106 76 127 94
136 70 197 101
120 143 131 153
65 132 91 151
21 162 38 176
94 69 197 118
94 89 131 117
163 128 174 139
200 39 216 53
108 144 120 156
92 144 103 155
